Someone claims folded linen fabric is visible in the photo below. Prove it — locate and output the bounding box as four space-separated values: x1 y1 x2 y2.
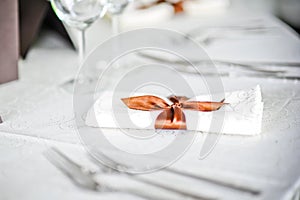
120 0 230 29
85 86 263 135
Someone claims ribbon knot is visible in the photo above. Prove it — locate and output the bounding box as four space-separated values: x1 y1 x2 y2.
122 95 227 130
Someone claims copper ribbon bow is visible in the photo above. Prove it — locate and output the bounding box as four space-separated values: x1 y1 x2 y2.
122 95 226 130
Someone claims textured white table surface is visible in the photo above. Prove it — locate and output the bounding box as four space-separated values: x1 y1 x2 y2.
0 12 300 200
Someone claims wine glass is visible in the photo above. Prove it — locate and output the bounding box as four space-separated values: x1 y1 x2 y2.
50 0 107 78
104 0 131 34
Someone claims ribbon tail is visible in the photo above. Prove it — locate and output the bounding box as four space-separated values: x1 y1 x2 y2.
155 107 186 130
182 99 227 112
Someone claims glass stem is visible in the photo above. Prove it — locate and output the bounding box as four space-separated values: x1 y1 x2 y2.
112 14 120 35
78 28 86 66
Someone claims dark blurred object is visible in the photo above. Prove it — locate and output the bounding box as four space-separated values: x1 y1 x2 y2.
278 0 300 34
19 0 48 57
20 0 73 58
0 116 2 124
44 7 74 47
0 0 19 84
0 0 73 84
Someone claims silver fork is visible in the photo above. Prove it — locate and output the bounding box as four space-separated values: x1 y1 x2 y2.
186 27 279 46
89 149 261 196
179 19 279 47
44 147 217 200
137 52 296 73
45 147 165 199
184 19 271 38
88 152 218 200
44 147 103 191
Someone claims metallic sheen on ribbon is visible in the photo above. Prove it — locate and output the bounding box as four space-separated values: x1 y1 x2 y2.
122 95 226 130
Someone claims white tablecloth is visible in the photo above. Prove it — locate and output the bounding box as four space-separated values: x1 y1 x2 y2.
0 11 300 200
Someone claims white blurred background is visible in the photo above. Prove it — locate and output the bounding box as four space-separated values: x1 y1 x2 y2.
232 0 300 29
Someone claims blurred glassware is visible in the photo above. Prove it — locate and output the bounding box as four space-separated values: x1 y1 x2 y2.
50 0 107 65
104 0 132 34
50 0 107 92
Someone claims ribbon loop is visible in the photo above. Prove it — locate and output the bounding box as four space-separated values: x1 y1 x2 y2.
155 107 186 130
122 95 227 130
121 95 169 111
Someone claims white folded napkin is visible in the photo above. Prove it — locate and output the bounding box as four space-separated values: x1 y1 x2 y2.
120 3 174 30
85 85 263 135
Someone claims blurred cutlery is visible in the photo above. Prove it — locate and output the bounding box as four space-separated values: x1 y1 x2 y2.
89 149 261 196
45 147 217 200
